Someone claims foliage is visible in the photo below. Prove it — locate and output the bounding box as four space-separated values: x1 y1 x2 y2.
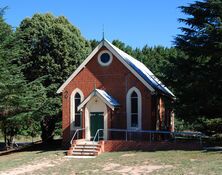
111 39 179 89
90 39 99 50
15 13 91 140
174 118 193 131
112 40 134 56
15 13 91 86
0 7 8 17
174 0 222 122
0 16 46 148
193 117 222 135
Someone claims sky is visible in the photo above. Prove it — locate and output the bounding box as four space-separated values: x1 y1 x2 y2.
0 0 195 48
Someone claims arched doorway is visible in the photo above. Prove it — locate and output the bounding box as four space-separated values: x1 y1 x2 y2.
85 96 108 140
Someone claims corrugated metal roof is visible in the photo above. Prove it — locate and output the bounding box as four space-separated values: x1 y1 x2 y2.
77 89 120 111
95 89 120 107
105 39 175 98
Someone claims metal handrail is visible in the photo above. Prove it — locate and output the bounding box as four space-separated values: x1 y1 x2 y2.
93 129 104 144
92 128 203 144
70 128 85 145
107 128 202 136
86 128 203 145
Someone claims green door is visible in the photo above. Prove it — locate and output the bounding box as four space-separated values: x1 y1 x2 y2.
90 112 104 140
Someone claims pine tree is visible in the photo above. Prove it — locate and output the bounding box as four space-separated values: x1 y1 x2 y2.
174 0 222 124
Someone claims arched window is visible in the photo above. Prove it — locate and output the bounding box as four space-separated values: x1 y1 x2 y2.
131 91 138 127
70 89 84 130
74 93 81 127
126 87 142 130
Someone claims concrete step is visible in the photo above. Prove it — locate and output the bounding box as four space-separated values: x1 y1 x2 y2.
72 141 97 145
77 143 99 146
68 140 102 157
74 148 100 152
72 152 97 156
66 155 96 158
75 145 100 149
73 149 98 153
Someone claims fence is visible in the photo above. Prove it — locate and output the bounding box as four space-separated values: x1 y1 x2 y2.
93 128 203 144
70 128 203 145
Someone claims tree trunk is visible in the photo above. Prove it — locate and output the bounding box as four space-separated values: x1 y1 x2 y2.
4 128 8 150
3 128 15 150
7 136 14 149
41 116 55 142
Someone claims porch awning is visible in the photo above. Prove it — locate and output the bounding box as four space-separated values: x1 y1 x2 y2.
77 89 120 111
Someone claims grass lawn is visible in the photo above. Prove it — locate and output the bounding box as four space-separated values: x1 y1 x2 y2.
0 143 221 175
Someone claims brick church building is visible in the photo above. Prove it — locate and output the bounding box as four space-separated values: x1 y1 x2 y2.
57 39 175 147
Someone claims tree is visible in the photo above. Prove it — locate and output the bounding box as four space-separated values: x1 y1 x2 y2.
90 39 99 50
112 40 134 56
174 0 222 131
16 13 91 86
15 13 91 141
0 67 46 148
112 39 178 82
0 16 46 148
0 7 8 17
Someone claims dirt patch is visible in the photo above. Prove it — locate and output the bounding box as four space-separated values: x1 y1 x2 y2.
190 159 197 162
103 163 173 174
0 157 67 175
103 163 121 171
121 153 136 157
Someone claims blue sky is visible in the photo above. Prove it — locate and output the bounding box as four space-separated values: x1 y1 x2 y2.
1 0 195 48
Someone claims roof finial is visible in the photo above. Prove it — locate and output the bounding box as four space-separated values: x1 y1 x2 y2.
102 24 105 40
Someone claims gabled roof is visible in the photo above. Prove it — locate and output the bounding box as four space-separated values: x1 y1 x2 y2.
57 39 175 98
106 40 175 98
77 89 120 111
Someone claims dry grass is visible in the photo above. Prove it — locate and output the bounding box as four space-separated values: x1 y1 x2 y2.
0 143 221 175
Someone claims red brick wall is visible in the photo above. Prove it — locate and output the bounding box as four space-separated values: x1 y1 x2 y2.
62 46 153 143
100 140 202 152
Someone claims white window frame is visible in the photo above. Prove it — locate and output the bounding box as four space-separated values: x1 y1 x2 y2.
126 87 142 130
70 88 84 130
97 50 113 66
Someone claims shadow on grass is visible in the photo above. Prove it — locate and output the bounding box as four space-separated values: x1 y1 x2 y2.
202 147 222 153
0 139 67 156
0 143 6 151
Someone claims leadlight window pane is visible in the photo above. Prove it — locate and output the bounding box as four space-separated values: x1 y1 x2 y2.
74 92 81 127
131 91 137 97
131 114 138 127
131 91 138 127
75 98 81 112
75 114 81 127
75 93 80 99
131 97 138 113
